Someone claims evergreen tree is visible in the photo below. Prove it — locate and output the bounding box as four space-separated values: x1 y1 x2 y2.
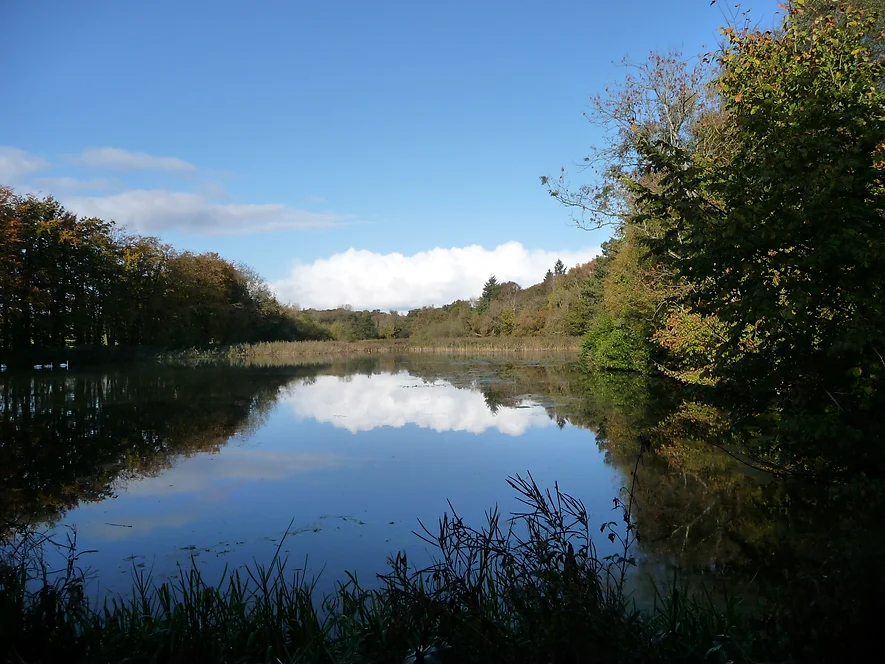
480 275 501 303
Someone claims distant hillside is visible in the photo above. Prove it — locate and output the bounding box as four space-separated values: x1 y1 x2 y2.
300 258 598 341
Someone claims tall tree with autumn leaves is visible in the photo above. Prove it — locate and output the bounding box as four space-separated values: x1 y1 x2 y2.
0 189 326 354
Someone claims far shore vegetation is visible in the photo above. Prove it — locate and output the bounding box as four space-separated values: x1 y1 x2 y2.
0 189 595 367
5 2 885 662
163 336 583 364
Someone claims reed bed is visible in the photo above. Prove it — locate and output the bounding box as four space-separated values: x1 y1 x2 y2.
229 337 582 360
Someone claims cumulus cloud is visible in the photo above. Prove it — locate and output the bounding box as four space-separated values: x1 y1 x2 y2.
65 189 344 235
272 241 600 311
283 373 556 436
74 147 195 172
0 146 48 183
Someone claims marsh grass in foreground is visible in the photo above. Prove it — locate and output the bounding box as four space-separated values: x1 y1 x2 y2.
0 475 821 664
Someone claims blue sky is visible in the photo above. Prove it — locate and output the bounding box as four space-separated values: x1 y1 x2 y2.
1 0 779 310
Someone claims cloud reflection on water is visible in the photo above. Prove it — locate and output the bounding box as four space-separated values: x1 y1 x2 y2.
282 373 555 435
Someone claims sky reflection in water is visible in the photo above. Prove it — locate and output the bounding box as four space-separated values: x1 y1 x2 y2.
9 363 623 598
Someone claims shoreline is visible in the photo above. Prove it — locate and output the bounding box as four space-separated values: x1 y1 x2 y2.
0 338 583 371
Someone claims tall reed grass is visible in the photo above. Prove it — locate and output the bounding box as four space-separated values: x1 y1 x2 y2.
235 337 583 358
0 475 779 663
158 337 582 365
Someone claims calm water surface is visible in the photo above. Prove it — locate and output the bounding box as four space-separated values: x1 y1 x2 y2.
4 356 659 597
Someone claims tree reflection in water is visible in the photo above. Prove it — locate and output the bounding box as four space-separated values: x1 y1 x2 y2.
2 356 882 619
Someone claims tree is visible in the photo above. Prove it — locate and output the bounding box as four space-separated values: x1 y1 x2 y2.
638 4 885 469
542 50 715 232
554 259 566 276
499 306 515 336
542 50 717 370
801 0 885 59
347 311 378 340
481 275 501 302
476 276 503 316
0 188 329 355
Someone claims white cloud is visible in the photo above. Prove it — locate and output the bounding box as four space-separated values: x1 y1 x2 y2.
283 373 556 436
272 241 599 310
65 189 344 235
74 147 195 172
6 145 345 236
34 176 113 192
0 146 48 182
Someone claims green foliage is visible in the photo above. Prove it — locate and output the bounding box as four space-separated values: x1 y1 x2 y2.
582 314 650 372
478 274 502 314
376 312 406 339
544 49 715 375
499 305 515 335
546 2 885 477
325 312 379 342
347 311 379 341
322 266 599 342
652 307 723 378
634 3 885 471
800 0 885 59
553 258 566 276
569 231 668 373
405 300 474 339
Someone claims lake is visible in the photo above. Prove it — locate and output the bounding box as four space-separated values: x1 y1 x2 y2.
1 354 771 599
